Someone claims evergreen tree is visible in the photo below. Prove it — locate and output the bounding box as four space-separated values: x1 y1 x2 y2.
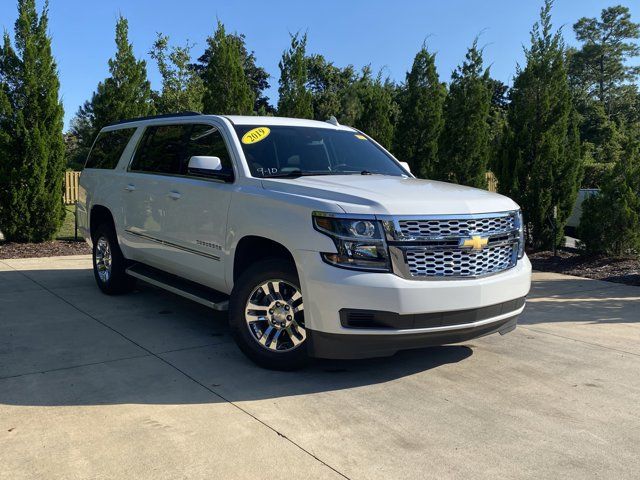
570 5 640 117
393 44 446 178
579 136 640 255
278 32 313 119
0 0 66 242
193 31 272 114
150 33 204 114
202 21 254 115
497 0 583 250
486 78 509 173
91 16 154 128
306 54 356 121
339 67 397 149
67 15 153 167
439 39 491 188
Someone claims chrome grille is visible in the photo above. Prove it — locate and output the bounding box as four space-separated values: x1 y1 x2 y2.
399 216 516 238
405 244 515 278
384 212 521 280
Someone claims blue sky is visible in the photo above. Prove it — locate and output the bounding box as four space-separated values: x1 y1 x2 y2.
0 0 630 130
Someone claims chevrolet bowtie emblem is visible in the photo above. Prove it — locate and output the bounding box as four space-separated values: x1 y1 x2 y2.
460 235 489 250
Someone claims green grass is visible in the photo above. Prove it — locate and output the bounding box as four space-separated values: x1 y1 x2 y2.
56 205 78 240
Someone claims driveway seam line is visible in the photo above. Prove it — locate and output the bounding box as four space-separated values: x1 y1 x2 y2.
520 325 640 358
529 282 622 298
7 264 351 480
0 353 152 381
0 342 231 381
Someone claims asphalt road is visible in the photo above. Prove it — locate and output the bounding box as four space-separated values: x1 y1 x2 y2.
1 255 638 479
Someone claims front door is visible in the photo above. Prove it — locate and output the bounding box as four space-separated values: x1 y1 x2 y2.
160 123 235 292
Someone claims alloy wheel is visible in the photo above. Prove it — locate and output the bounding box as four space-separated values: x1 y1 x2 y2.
244 279 306 352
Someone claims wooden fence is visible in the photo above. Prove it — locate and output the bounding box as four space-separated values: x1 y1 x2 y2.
486 171 498 192
63 171 81 205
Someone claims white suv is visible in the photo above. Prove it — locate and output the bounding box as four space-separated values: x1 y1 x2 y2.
78 113 531 369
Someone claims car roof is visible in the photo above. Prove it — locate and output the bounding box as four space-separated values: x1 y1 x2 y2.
101 113 355 132
224 115 355 131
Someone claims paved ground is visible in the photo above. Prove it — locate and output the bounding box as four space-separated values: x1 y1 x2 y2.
1 255 639 479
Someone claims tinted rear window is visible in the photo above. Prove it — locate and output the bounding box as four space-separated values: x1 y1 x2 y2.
129 124 191 175
85 128 136 169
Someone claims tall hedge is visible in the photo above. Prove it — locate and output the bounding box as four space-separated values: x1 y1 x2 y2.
0 0 65 242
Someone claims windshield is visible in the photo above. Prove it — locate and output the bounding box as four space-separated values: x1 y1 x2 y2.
234 125 407 178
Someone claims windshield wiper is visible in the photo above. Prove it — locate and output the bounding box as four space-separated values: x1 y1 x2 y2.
261 170 339 179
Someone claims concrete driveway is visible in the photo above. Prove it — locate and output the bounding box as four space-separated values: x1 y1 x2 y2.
1 255 638 479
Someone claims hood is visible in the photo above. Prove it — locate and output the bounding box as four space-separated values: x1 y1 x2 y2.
261 175 519 215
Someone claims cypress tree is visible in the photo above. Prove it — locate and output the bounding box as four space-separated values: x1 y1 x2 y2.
307 54 356 121
193 31 272 114
393 45 446 178
278 32 313 119
339 67 397 149
439 39 491 188
91 16 154 128
579 136 640 255
497 0 582 250
66 15 153 169
0 0 65 242
202 21 254 115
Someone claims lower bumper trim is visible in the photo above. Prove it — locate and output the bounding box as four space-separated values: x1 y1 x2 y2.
306 315 518 360
340 297 526 330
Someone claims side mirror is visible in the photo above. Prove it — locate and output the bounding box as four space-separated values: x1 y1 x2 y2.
188 156 222 177
399 161 411 174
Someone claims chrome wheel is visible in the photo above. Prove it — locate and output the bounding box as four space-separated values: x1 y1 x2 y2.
95 236 112 283
245 279 306 352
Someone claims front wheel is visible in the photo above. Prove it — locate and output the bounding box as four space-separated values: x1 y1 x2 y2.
229 259 309 370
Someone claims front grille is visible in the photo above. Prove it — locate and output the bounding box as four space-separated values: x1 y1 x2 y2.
405 244 516 278
399 216 516 238
385 212 520 280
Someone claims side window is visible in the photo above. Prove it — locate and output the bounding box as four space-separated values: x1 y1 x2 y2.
85 128 136 169
185 124 234 179
130 124 190 175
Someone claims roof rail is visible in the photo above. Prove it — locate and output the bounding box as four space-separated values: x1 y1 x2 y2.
106 111 202 127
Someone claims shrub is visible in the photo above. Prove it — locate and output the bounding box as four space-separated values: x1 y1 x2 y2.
578 143 640 256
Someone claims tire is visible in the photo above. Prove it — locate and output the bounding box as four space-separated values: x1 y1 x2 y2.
92 223 136 295
229 258 309 370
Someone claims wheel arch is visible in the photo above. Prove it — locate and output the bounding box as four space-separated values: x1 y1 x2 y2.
232 235 296 284
89 204 116 242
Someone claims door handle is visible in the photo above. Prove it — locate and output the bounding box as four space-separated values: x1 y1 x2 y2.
168 191 182 200
124 184 136 192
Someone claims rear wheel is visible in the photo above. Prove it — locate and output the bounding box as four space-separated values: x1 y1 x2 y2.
92 223 135 295
229 259 309 370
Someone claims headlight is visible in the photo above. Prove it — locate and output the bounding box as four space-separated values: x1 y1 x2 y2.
516 210 525 259
312 212 390 271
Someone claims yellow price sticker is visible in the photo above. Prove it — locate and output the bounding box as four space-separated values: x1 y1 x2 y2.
354 134 367 140
242 127 271 144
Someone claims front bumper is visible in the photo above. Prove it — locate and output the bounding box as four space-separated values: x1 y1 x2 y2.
293 250 532 359
307 313 519 359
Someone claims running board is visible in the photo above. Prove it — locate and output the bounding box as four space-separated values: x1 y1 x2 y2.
126 263 229 311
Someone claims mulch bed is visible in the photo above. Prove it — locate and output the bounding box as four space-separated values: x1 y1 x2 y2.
0 240 91 259
529 249 640 287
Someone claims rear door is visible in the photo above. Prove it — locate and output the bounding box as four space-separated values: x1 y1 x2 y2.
121 123 191 270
